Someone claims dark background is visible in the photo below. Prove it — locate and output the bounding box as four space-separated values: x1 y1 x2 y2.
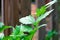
0 0 1 16
32 0 35 2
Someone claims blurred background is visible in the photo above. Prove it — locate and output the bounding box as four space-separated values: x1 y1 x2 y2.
0 0 60 40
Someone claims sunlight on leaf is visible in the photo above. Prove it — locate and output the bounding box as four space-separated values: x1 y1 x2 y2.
0 33 4 40
20 24 33 32
36 9 54 24
19 15 35 24
0 22 4 28
45 0 57 8
36 0 57 17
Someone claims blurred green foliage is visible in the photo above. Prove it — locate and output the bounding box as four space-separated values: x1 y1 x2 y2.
45 30 58 40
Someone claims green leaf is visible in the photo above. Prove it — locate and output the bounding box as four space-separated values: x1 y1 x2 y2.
11 24 33 40
0 22 4 28
0 22 12 32
12 24 33 34
30 24 47 35
36 6 46 17
0 33 4 40
45 0 57 8
35 9 54 25
23 24 47 40
11 25 24 40
36 0 57 17
12 25 20 35
20 24 33 32
19 15 35 24
0 26 12 32
2 36 10 40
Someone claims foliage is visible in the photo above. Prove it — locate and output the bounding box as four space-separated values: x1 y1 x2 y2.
45 30 58 40
0 22 11 32
0 0 57 40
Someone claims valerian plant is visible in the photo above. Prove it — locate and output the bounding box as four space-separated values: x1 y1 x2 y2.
0 0 57 40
